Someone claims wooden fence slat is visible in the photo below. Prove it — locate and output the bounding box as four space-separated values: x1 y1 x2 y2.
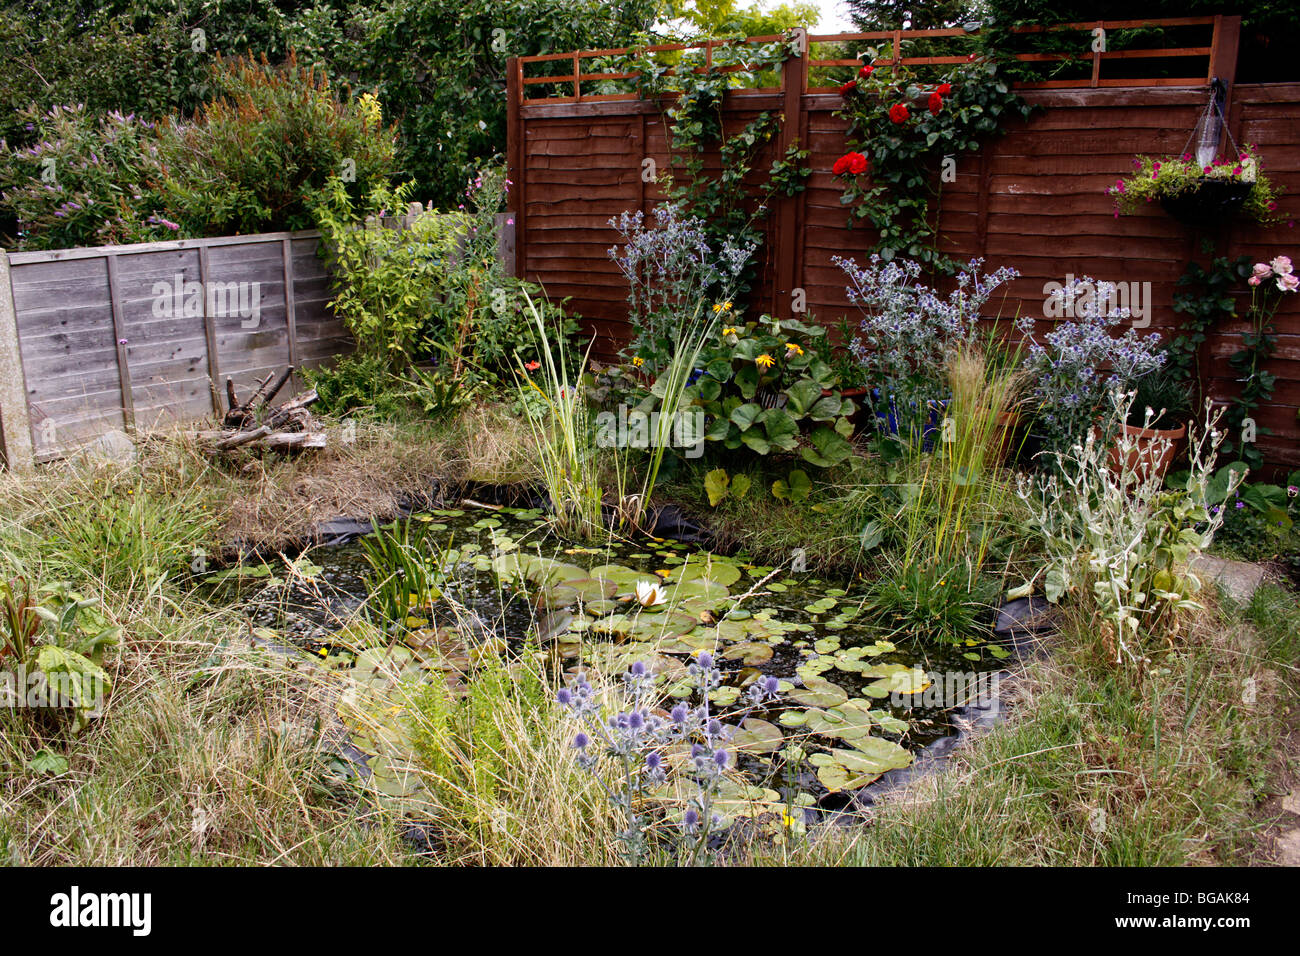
281 238 299 394
197 246 223 416
104 255 136 432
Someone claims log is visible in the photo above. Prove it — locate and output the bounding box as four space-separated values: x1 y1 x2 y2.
261 432 328 450
215 425 271 451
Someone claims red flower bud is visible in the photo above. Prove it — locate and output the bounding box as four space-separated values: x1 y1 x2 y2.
928 92 943 115
839 80 857 96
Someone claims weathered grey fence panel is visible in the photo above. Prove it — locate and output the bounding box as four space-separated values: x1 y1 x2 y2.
0 229 349 467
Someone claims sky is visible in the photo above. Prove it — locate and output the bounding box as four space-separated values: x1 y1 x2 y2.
808 0 856 33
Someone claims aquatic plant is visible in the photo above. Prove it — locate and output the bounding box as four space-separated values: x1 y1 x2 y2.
357 516 448 630
513 290 605 540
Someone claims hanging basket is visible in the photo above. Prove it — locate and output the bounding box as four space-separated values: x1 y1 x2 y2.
1159 178 1253 227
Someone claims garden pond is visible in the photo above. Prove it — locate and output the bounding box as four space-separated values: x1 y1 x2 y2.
207 503 1018 823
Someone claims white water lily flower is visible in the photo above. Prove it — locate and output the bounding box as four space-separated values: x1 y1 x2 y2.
635 580 666 607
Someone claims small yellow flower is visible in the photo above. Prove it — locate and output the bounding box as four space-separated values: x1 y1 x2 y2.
782 811 797 829
631 356 644 367
654 568 671 579
722 327 737 337
712 301 733 313
755 353 775 369
785 342 804 356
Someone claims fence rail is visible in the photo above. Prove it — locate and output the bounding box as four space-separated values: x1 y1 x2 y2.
515 16 1235 102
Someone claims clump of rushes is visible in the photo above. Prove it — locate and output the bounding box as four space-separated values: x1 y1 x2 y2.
866 346 1026 644
513 290 604 540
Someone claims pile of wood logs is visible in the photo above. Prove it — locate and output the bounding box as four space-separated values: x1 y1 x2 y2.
191 366 327 454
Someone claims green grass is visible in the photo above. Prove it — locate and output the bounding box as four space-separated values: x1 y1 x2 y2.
0 418 1295 867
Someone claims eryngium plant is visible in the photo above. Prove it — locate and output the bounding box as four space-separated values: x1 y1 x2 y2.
1015 390 1239 667
557 653 780 865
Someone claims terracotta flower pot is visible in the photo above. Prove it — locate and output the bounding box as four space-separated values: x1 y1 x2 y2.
823 386 870 436
1107 420 1187 481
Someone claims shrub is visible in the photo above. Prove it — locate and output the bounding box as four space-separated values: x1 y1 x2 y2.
1016 391 1235 667
839 254 1018 444
609 204 755 373
1016 277 1166 458
153 52 398 237
0 104 174 249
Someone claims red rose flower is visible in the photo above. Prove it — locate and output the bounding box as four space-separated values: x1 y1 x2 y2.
839 80 857 96
888 103 910 124
937 82 952 95
832 152 869 177
928 92 943 115
859 64 873 78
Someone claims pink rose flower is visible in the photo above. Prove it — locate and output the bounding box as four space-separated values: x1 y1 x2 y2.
1270 255 1293 276
1248 275 1262 286
1253 262 1273 277
1278 273 1299 293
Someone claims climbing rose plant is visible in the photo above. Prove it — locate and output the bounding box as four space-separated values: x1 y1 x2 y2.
832 55 1032 271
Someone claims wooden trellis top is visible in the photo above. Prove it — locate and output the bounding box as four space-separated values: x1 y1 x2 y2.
514 15 1240 103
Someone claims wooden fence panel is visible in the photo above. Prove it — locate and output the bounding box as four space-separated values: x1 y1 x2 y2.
0 230 349 466
509 52 1300 471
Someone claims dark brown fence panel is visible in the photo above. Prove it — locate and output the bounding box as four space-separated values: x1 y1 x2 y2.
509 34 1300 472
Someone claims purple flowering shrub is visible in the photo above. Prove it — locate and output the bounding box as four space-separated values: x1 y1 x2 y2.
557 653 780 863
608 204 756 372
0 104 175 249
837 254 1019 442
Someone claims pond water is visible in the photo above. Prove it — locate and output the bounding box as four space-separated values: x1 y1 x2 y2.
207 503 1013 816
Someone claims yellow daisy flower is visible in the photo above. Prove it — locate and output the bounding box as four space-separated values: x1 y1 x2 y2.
785 342 804 356
755 354 775 369
631 356 644 367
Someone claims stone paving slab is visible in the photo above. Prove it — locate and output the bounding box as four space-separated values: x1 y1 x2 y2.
1190 554 1267 604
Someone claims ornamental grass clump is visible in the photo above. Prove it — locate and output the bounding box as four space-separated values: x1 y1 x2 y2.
1015 390 1238 669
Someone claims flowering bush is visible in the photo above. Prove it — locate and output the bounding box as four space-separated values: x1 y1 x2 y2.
608 204 755 373
1016 277 1165 458
838 254 1019 442
0 104 173 249
833 56 1031 269
1016 391 1236 668
1108 144 1282 226
1220 253 1299 467
556 653 781 863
